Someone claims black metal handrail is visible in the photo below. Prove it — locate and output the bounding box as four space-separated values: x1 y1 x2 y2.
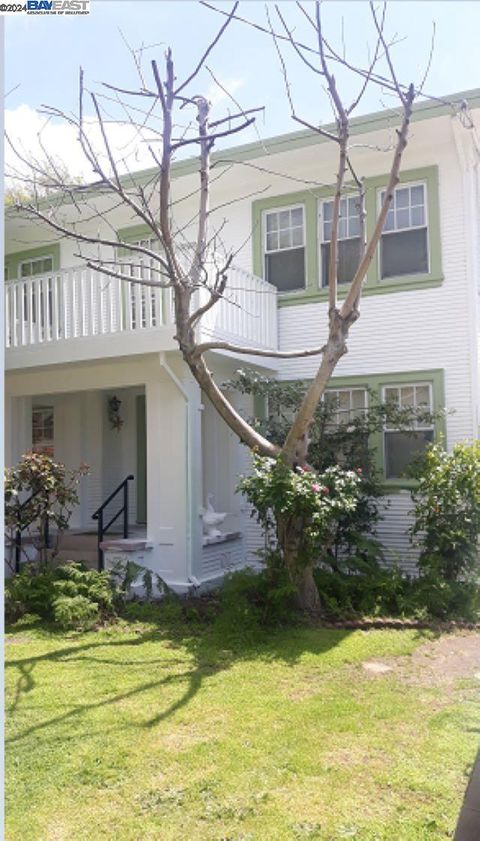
92 475 134 570
12 488 50 573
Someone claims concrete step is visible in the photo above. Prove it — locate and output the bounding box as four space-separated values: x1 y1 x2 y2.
54 550 99 569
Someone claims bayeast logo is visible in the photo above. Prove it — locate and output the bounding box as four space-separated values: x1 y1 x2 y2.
27 0 89 13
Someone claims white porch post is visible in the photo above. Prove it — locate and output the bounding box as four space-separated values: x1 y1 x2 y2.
145 363 191 585
183 375 204 582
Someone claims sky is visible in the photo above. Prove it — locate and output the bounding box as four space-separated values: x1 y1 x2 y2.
5 1 480 180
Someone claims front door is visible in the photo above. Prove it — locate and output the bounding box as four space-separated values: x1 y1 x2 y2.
136 395 147 524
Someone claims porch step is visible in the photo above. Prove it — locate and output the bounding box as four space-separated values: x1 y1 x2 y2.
54 549 99 569
58 532 98 552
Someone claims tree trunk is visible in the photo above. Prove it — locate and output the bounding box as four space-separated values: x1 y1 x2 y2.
278 513 322 614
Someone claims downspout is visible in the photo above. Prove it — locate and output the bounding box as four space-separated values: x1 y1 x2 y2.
158 352 194 584
452 116 480 440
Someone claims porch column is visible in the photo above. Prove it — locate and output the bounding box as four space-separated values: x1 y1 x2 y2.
145 369 190 584
183 375 204 582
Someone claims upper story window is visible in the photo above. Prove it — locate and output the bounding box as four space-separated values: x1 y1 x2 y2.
380 183 429 280
32 406 54 457
19 256 53 279
324 387 368 427
319 196 362 288
263 205 305 293
383 382 433 479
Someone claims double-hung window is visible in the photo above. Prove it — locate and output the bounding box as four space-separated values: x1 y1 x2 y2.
324 388 368 427
383 383 433 479
380 183 429 279
319 196 362 288
263 205 305 292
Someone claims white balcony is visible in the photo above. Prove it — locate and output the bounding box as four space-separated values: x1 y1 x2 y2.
5 262 278 369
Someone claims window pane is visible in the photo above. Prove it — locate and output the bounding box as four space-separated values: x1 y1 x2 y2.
400 386 415 408
321 238 361 287
381 228 429 279
266 231 278 252
323 220 332 242
278 210 290 230
20 263 32 278
338 391 350 414
266 213 278 232
291 207 303 227
411 206 425 227
323 201 333 222
396 208 410 229
279 229 291 249
291 226 303 247
352 389 367 411
42 258 53 273
385 430 434 479
383 210 395 232
411 185 424 205
338 218 348 240
415 385 430 408
384 387 399 406
347 196 358 216
265 248 305 292
349 215 360 238
396 188 409 209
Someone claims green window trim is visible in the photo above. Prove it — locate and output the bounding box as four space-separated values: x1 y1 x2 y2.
253 368 445 491
326 368 446 492
252 166 443 306
5 243 60 281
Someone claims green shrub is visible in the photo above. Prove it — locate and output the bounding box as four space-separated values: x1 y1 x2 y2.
52 595 100 630
411 441 480 582
212 563 298 643
314 566 480 623
53 563 114 612
5 562 115 628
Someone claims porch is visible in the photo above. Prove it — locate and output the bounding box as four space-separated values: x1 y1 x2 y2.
5 261 278 370
5 353 256 589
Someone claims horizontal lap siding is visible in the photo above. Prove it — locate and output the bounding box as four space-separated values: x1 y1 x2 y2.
239 140 474 570
376 495 419 575
277 146 476 447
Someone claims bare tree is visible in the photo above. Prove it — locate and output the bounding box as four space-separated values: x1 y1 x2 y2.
7 2 434 611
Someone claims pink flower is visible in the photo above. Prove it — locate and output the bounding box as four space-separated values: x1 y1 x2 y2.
302 464 311 472
311 483 321 492
356 467 363 474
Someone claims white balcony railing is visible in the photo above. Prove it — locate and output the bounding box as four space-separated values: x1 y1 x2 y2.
5 262 278 354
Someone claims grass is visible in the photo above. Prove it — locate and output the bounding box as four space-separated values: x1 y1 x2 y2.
5 614 480 841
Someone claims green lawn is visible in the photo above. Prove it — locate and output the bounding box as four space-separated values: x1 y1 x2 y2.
5 618 479 840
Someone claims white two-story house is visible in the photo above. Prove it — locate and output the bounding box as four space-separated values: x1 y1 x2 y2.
5 87 480 588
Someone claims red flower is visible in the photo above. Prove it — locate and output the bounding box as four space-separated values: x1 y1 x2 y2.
323 486 330 495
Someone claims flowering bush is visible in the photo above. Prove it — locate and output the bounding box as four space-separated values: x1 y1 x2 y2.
239 455 362 570
411 441 480 582
5 452 89 567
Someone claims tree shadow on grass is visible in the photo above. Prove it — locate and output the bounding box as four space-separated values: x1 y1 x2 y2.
5 610 431 746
